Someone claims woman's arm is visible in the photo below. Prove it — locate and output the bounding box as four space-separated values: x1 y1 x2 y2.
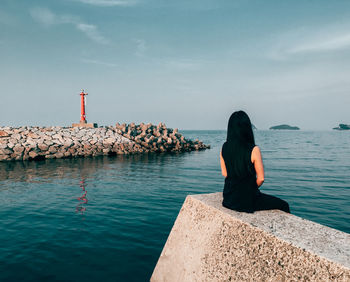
220 151 227 177
251 146 265 187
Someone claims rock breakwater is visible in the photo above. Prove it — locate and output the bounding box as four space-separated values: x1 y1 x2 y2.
0 124 209 161
0 126 133 161
115 122 209 153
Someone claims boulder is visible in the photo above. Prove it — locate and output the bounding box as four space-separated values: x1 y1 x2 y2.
38 144 48 151
27 132 40 139
0 131 9 138
0 148 13 155
48 146 57 154
13 145 24 154
0 154 10 161
28 151 39 159
7 142 15 149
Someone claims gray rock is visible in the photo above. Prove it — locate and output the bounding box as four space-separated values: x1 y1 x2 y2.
0 130 10 137
12 133 22 140
48 146 57 154
54 152 64 158
7 142 15 149
29 151 39 159
0 154 10 161
1 148 13 155
45 155 55 159
38 144 49 151
0 143 8 149
13 145 24 153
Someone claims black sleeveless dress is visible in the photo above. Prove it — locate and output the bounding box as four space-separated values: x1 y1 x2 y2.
222 143 258 213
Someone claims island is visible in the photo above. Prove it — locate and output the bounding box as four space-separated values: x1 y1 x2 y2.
269 124 300 130
333 124 350 130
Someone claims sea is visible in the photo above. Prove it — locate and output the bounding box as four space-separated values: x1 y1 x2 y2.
0 130 349 281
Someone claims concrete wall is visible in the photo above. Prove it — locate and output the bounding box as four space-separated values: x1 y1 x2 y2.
152 192 350 281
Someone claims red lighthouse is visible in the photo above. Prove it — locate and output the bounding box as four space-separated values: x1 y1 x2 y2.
72 89 98 128
80 89 88 123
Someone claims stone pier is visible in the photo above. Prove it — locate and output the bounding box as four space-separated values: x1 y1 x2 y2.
0 123 209 161
151 192 350 281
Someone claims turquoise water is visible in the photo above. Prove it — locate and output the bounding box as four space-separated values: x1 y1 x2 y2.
0 130 349 281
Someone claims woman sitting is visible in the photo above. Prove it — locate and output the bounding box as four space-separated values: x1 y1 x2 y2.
220 110 290 213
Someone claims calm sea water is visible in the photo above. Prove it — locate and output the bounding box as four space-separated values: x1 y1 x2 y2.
0 130 349 281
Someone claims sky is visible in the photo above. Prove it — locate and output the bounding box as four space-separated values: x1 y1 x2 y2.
1 0 350 130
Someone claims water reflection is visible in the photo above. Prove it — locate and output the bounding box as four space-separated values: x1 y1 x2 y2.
76 178 88 215
0 153 193 184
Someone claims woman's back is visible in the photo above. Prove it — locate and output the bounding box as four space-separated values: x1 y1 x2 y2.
221 142 258 212
221 141 256 179
220 110 290 214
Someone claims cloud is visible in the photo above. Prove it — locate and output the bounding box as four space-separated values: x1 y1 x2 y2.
71 0 137 6
76 23 109 44
267 23 350 61
30 7 56 26
30 7 108 44
81 58 117 67
287 33 350 54
134 39 146 57
163 58 201 71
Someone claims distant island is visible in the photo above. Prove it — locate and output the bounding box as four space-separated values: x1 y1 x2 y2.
252 124 257 130
269 124 300 130
333 124 350 130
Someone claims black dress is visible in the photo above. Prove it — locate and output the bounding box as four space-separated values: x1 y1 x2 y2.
222 143 258 213
222 143 290 213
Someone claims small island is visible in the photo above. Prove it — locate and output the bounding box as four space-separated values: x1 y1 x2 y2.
269 124 300 130
333 124 350 130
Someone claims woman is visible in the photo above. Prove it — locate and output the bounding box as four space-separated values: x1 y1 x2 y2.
220 111 290 213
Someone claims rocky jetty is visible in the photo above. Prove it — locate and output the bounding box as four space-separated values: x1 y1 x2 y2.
115 122 209 153
0 124 210 162
333 124 350 130
269 124 300 130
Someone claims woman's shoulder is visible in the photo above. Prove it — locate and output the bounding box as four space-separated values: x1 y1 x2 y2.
251 145 261 161
251 145 260 153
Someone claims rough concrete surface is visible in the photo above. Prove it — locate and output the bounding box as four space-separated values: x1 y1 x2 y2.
151 192 350 281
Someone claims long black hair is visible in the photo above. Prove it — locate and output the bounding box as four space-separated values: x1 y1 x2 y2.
222 111 256 177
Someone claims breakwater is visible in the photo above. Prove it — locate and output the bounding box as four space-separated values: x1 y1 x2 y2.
0 123 209 161
152 193 350 281
115 122 209 153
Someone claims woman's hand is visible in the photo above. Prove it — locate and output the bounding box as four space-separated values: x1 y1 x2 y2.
251 146 265 187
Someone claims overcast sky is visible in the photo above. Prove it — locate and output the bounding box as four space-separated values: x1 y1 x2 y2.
1 0 350 130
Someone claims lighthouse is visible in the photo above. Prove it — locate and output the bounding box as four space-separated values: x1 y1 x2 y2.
72 89 98 128
80 89 88 123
